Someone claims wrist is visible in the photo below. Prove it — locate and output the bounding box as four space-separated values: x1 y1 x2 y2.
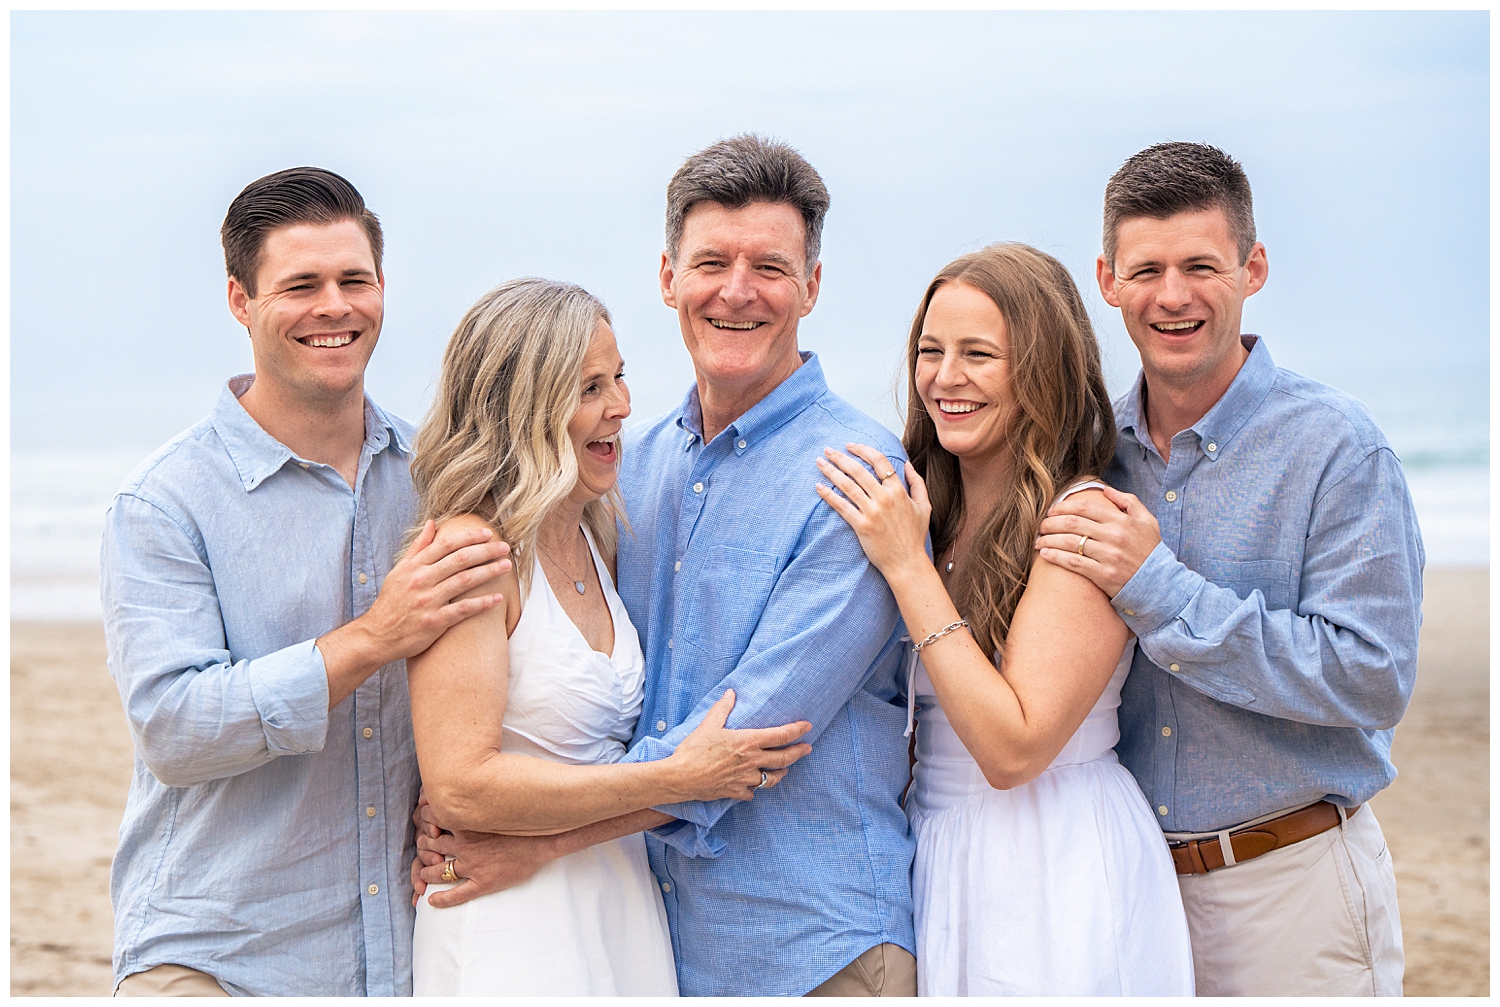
319 620 383 680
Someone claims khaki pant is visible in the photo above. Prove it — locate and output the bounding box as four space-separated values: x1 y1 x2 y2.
806 942 917 996
114 963 229 997
1177 805 1404 996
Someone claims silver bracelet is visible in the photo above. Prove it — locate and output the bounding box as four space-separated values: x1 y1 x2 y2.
912 619 970 653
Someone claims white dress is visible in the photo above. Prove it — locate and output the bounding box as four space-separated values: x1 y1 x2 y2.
412 529 678 996
907 483 1195 997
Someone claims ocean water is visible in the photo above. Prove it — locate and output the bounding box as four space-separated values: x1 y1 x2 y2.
11 444 1486 622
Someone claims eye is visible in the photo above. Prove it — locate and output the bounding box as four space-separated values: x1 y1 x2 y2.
916 346 942 356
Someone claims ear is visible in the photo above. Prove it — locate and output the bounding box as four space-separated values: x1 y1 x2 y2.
799 261 822 317
1096 255 1121 308
227 276 253 330
1243 242 1268 298
659 252 677 309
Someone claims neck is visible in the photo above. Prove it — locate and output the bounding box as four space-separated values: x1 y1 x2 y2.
956 450 1009 542
537 499 588 554
1141 340 1250 460
695 351 803 444
237 376 368 487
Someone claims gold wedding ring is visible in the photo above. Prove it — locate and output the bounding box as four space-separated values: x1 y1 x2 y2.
441 858 458 883
1077 535 1090 557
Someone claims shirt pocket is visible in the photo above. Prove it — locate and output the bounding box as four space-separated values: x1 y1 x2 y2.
681 546 781 661
1193 557 1296 611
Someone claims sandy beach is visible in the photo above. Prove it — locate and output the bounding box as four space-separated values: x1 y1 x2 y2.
9 567 1489 996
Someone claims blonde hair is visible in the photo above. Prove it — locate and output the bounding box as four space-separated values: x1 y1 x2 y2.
410 277 623 585
903 243 1116 658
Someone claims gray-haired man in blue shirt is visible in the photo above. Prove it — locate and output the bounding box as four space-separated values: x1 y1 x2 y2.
1036 142 1421 996
103 167 510 996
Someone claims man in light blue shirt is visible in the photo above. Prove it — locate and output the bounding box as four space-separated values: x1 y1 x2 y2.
1037 143 1420 996
102 168 508 996
414 135 916 996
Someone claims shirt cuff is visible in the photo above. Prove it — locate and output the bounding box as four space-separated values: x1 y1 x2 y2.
1111 542 1205 636
247 640 331 756
647 816 727 859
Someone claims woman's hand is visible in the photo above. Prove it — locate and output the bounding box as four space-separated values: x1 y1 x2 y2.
664 689 813 802
816 444 932 583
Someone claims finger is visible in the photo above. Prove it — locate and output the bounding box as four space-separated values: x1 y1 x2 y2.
906 462 931 508
761 767 790 788
756 742 813 769
1098 485 1138 514
740 719 813 748
1036 547 1094 575
427 878 483 909
823 447 884 497
1035 513 1100 538
815 482 864 524
844 443 897 483
410 857 426 901
401 520 437 564
414 521 493 567
439 557 515 598
428 542 513 588
434 593 507 628
418 860 459 885
704 689 736 730
816 456 873 507
1033 531 1100 554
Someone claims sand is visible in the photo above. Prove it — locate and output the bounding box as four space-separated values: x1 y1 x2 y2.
9 568 1490 996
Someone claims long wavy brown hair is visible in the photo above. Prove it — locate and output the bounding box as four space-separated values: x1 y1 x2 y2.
904 243 1116 658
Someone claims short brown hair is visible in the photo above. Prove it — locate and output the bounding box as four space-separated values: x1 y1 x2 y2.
1102 142 1256 266
665 134 829 275
220 167 383 297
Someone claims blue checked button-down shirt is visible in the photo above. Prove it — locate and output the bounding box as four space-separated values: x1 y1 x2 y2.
617 353 916 997
1108 337 1425 834
100 376 421 996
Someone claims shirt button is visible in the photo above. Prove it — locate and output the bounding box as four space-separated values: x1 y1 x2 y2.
674 561 681 572
1164 490 1178 502
1124 609 1136 617
1161 726 1172 737
1157 806 1169 817
299 462 310 470
1206 442 1218 453
358 572 368 585
367 884 379 895
1169 663 1181 672
661 881 672 893
366 806 377 817
693 482 704 494
667 638 673 649
656 720 667 732
363 727 373 739
737 440 747 450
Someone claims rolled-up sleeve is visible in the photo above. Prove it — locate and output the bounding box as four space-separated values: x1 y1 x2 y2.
621 503 902 858
1113 446 1423 730
101 493 330 787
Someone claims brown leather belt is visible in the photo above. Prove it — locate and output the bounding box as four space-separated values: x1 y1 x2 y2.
1169 801 1360 875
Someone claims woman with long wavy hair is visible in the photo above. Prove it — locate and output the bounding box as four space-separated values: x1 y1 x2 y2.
406 277 811 996
816 244 1193 995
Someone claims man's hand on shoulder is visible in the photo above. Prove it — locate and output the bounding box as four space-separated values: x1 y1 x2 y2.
318 517 512 708
1034 486 1160 598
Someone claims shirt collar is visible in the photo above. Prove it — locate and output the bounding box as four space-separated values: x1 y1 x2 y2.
1118 335 1275 462
675 351 827 453
211 374 409 492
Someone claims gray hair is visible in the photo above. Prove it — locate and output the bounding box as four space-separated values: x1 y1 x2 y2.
410 277 622 585
1103 142 1257 267
665 133 830 276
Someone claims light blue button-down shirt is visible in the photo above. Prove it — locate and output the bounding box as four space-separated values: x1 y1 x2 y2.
1108 337 1424 834
100 376 421 996
617 353 916 997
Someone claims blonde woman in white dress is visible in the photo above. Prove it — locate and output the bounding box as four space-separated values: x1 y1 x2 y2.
405 278 812 996
816 244 1193 996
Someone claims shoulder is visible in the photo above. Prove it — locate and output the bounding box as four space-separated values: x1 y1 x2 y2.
111 416 230 521
1264 368 1390 454
806 391 906 460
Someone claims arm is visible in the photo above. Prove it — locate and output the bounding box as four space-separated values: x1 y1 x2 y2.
408 517 811 836
100 497 510 787
1035 449 1422 729
620 462 907 858
818 447 1129 788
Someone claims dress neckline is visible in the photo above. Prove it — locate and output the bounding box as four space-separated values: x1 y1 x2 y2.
526 526 622 661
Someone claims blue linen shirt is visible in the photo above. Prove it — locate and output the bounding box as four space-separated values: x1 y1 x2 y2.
1108 337 1424 834
100 376 421 996
617 352 916 997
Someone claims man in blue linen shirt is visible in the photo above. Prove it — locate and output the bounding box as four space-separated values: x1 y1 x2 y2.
1036 143 1421 996
413 135 916 996
102 168 509 996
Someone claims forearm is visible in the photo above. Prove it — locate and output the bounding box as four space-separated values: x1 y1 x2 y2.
426 750 695 835
316 617 398 710
548 809 675 856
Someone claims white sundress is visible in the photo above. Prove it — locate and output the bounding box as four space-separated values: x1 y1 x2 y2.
412 528 678 996
907 481 1195 996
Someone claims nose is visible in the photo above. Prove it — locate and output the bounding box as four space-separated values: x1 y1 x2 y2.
311 280 353 318
605 379 631 420
933 348 966 389
1157 268 1192 312
720 261 757 309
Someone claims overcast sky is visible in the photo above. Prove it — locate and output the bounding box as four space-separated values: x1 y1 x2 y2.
11 11 1488 466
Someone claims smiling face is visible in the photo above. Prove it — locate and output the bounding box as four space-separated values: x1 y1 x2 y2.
659 200 821 404
915 281 1014 471
1097 206 1267 398
227 220 384 407
565 320 631 506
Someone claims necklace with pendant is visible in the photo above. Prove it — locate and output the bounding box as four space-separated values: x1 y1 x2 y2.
538 531 589 595
943 541 957 575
